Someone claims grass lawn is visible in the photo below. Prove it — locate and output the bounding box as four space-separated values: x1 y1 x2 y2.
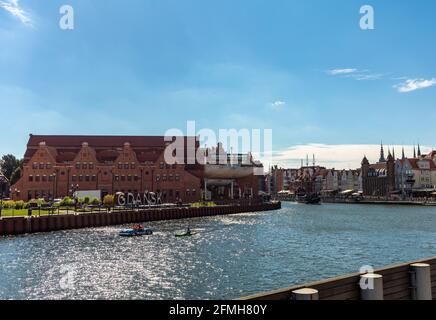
0 209 71 217
0 207 110 217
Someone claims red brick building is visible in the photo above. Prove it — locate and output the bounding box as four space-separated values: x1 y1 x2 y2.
11 135 263 203
11 135 202 203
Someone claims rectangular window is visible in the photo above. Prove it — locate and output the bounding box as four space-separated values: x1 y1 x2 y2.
118 163 123 169
127 175 132 181
92 175 96 182
162 175 167 181
29 175 33 182
33 163 38 169
89 163 94 169
79 175 83 182
39 163 44 169
115 175 119 181
131 163 135 169
42 176 47 182
124 163 129 169
160 162 164 169
76 163 81 169
35 176 40 182
156 175 160 182
85 175 90 182
121 175 126 181
82 163 88 169
46 163 52 169
134 175 139 181
175 174 180 181
72 175 77 182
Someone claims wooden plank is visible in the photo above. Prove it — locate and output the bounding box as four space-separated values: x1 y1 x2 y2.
384 283 410 297
384 290 411 301
322 291 360 300
317 282 360 299
383 277 410 290
382 272 410 284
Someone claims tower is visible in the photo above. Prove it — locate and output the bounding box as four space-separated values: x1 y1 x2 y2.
418 144 421 157
413 145 416 158
379 142 386 163
402 146 405 160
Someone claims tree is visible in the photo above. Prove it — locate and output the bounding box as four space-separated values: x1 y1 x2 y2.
0 155 21 181
10 166 22 185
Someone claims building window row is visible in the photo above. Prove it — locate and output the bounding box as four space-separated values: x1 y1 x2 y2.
32 162 53 170
29 175 55 182
114 175 139 182
75 162 95 170
72 175 97 182
159 162 178 170
117 162 136 170
156 174 180 182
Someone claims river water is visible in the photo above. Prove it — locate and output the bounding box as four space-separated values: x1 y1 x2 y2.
1 202 436 300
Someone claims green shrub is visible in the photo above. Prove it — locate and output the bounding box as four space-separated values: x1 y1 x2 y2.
3 200 15 209
14 200 25 210
60 196 74 207
91 197 101 205
83 196 90 205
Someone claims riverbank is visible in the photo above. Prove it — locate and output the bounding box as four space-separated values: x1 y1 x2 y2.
321 198 436 206
0 201 281 236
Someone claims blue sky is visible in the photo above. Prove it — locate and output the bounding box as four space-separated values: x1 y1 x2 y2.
1 0 436 168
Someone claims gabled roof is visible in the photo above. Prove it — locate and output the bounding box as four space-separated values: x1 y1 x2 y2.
0 171 9 183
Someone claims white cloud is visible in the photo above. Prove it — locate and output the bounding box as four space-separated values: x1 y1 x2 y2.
272 144 433 170
327 68 385 81
269 100 286 110
0 0 32 26
394 78 436 93
327 68 357 75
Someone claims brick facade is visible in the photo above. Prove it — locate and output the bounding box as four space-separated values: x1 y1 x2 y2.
11 135 202 203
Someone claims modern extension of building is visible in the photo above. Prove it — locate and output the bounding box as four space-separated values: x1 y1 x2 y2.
11 135 263 203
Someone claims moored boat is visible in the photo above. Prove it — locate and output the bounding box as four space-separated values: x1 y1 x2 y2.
296 193 321 205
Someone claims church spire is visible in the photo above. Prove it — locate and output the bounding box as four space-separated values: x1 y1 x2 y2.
418 144 421 157
379 141 386 162
413 145 416 158
392 147 396 160
402 146 405 160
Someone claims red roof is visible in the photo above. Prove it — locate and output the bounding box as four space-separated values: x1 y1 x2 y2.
24 135 199 163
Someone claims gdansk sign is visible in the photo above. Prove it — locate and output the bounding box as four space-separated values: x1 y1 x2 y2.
115 191 162 206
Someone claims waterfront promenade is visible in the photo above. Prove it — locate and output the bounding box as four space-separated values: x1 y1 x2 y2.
0 202 281 236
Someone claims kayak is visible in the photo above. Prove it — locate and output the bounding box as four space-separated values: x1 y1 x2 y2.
175 230 196 237
119 227 153 237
